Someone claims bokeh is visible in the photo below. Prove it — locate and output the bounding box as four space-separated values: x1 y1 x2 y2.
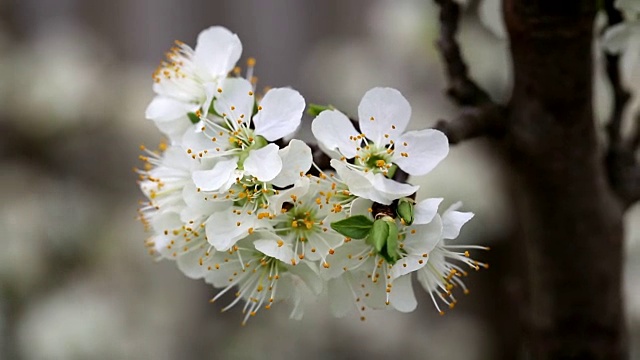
0 0 638 359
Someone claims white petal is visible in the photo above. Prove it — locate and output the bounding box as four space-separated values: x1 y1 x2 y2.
479 0 506 39
349 197 374 217
148 146 193 179
194 26 242 78
205 210 263 251
389 275 417 312
181 124 217 153
177 248 209 279
145 96 198 122
358 87 411 145
306 231 344 261
253 88 305 141
327 277 357 317
271 177 311 214
311 109 359 158
202 82 217 119
321 241 370 279
394 129 449 176
213 78 255 127
150 211 183 236
369 172 419 203
254 239 296 264
403 215 443 254
146 97 199 143
204 254 246 288
359 273 390 310
442 202 474 239
413 198 444 225
391 216 443 280
332 160 389 204
291 262 323 295
181 183 230 222
390 255 426 279
288 292 306 320
332 159 418 204
271 139 312 187
243 144 282 182
192 157 238 191
278 277 310 320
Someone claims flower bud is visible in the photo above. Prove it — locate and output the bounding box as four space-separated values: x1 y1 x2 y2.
368 216 401 264
370 217 391 252
385 218 400 262
396 197 415 225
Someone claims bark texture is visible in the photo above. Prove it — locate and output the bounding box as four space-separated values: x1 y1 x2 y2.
434 0 629 357
503 1 626 358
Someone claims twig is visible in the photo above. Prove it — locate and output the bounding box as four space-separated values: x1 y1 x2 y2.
434 0 493 106
607 148 640 208
433 0 505 143
604 0 631 145
434 104 505 144
630 112 640 151
602 0 640 208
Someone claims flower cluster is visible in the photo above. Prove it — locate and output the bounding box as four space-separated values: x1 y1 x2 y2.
137 26 487 324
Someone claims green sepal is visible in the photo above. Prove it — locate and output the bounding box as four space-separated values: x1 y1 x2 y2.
330 215 374 239
252 135 268 149
396 197 415 225
307 103 334 117
370 218 390 252
386 164 398 179
209 100 223 118
385 219 400 262
187 112 200 124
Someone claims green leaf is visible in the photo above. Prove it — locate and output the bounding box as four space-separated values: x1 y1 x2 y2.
330 215 373 239
187 112 200 124
307 103 333 117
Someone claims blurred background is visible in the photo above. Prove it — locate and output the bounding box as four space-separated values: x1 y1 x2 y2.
0 0 638 359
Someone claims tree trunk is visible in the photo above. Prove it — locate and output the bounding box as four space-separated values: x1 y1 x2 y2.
503 1 626 358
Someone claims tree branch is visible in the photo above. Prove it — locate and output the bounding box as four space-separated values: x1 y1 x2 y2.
604 0 632 146
606 147 640 208
602 0 640 208
433 0 505 144
631 112 640 151
434 104 506 144
434 0 493 106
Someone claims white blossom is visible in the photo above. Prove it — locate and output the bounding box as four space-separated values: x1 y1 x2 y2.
416 202 489 315
137 25 486 324
322 197 442 313
268 176 348 266
203 236 323 324
189 78 306 193
312 87 448 204
145 26 242 142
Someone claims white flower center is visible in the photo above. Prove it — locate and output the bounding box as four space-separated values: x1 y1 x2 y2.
353 141 396 177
